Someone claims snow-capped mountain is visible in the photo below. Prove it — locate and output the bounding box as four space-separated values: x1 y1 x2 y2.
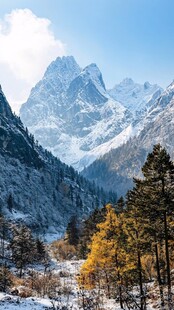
82 81 174 196
0 85 109 237
109 78 162 120
20 56 162 171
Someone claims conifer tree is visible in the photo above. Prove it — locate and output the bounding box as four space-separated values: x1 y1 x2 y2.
35 238 46 262
0 263 12 292
66 216 79 247
125 188 151 310
134 144 174 309
10 225 36 277
78 206 107 258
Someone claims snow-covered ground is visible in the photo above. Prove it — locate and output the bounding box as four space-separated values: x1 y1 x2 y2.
0 256 163 310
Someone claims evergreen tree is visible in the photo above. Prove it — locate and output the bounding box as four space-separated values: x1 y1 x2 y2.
35 238 46 262
115 196 125 213
10 225 36 277
134 144 174 309
125 188 151 310
7 194 13 212
66 216 79 247
0 263 12 292
0 216 8 261
78 206 107 258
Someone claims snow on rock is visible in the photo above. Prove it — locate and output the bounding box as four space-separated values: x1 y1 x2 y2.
108 78 163 116
20 57 162 172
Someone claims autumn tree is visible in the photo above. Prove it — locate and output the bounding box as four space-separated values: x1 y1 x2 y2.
79 204 129 308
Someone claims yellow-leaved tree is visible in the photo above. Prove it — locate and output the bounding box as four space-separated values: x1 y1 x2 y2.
78 204 134 308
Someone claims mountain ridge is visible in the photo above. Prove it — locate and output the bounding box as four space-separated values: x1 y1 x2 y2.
20 56 162 171
82 82 174 196
0 85 112 238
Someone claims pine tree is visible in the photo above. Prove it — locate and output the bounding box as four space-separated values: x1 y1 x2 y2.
35 238 46 262
10 225 36 277
134 144 174 308
115 196 125 213
0 216 8 261
125 188 151 310
0 263 12 292
78 206 107 258
66 216 79 247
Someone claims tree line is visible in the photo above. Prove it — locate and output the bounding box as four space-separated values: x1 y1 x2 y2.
78 144 174 310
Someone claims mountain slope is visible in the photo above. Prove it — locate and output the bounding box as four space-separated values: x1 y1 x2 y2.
0 85 110 238
82 81 174 196
109 78 162 119
20 56 162 171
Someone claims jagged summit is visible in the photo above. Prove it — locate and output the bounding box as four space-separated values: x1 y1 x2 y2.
109 78 163 114
45 55 80 74
144 81 151 89
44 55 81 90
66 62 107 107
20 56 162 171
119 77 134 86
81 63 106 92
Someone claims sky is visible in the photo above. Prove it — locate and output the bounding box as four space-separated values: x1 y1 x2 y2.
0 0 174 113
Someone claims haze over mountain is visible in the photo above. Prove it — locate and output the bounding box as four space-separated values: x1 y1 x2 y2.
20 56 162 171
0 85 109 238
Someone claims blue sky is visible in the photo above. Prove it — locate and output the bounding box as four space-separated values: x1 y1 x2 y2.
0 0 174 111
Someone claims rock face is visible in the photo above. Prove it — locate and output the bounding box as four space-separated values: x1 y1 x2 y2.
20 56 162 171
82 81 174 197
0 86 107 237
109 78 162 119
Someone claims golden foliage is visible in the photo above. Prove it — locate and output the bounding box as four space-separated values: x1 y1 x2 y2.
78 204 133 292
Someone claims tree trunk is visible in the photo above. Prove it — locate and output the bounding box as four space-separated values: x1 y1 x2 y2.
119 281 123 309
163 210 172 309
154 233 164 308
137 249 146 310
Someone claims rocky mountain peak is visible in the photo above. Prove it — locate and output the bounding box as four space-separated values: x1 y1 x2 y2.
120 77 134 86
144 81 151 89
43 55 81 91
109 78 163 115
151 81 174 112
20 56 163 171
80 63 106 92
45 55 80 77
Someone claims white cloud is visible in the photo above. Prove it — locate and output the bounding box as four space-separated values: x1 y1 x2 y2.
0 9 66 113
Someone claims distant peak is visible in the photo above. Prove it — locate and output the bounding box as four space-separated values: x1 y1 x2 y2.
0 84 2 93
45 55 81 77
121 78 134 85
81 63 106 91
83 63 101 74
55 55 77 64
144 81 151 89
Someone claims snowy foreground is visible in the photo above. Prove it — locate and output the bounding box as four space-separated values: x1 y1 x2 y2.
0 258 156 310
0 259 115 310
